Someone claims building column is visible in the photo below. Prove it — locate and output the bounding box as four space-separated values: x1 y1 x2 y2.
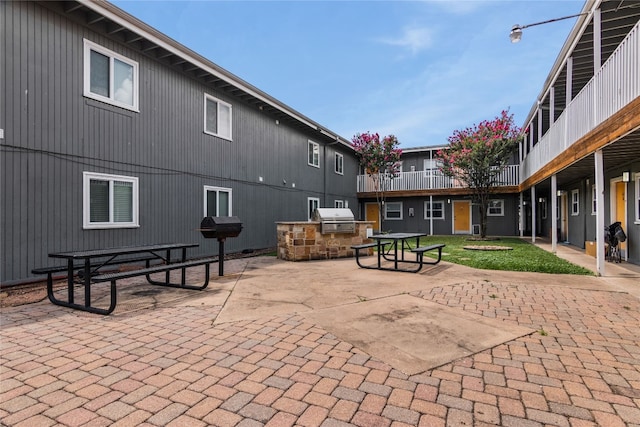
549 87 555 123
519 192 524 237
531 186 536 243
551 174 558 253
595 149 605 276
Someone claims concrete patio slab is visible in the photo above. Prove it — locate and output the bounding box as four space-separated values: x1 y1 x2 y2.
302 294 534 375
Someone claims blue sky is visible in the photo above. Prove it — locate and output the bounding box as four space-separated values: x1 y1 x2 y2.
113 0 585 148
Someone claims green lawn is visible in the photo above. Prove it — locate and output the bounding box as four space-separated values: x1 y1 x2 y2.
388 235 594 275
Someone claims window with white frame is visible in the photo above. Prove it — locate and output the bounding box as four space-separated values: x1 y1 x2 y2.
424 201 444 219
334 200 345 208
592 185 597 215
83 172 139 229
385 202 403 220
571 189 579 216
487 199 504 216
334 152 344 175
635 175 640 223
423 158 439 177
308 197 320 220
204 94 232 140
308 141 320 168
204 186 232 217
83 39 139 111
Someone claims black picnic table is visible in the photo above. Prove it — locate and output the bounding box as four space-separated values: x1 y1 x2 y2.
352 232 445 273
34 243 215 315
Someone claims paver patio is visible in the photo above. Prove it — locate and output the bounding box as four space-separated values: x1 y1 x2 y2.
1 242 639 426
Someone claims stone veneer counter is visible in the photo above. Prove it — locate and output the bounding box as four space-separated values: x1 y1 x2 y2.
276 221 373 261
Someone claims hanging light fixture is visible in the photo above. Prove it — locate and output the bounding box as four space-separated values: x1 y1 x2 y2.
510 12 588 43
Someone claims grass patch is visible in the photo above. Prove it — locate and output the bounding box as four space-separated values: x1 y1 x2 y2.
383 236 593 275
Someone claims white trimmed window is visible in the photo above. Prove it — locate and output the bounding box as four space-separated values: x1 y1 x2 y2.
308 141 320 168
635 175 640 223
424 201 444 219
334 200 345 208
487 199 504 216
423 158 439 177
335 153 344 175
385 202 403 220
571 189 579 216
83 39 139 111
592 185 597 215
83 172 139 229
204 186 232 217
204 94 232 140
308 197 320 220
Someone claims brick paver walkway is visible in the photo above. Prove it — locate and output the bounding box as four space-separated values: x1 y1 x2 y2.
2 269 640 426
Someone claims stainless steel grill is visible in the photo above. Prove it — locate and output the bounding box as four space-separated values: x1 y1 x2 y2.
313 208 356 234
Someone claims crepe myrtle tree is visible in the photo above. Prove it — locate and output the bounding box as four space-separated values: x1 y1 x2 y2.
352 132 402 231
436 110 525 238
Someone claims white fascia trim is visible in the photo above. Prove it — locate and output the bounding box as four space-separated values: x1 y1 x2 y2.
79 0 319 132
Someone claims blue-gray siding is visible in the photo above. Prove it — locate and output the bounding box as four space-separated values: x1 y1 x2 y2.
1 1 357 283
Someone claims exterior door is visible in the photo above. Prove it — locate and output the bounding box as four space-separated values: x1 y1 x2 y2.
366 203 380 233
615 181 627 256
453 201 471 234
560 193 568 242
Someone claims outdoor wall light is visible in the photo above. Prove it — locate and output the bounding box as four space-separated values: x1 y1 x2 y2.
557 190 563 196
622 171 630 182
538 197 544 203
510 12 587 43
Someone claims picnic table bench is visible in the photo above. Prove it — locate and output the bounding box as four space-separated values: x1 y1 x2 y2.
352 233 445 273
32 243 215 315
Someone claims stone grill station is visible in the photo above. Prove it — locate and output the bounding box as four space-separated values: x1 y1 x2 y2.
277 208 373 261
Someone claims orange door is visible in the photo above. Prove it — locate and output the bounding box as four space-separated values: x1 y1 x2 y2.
615 182 626 254
366 203 380 233
453 201 470 234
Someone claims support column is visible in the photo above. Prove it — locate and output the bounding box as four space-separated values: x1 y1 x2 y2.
550 87 555 123
519 193 524 237
531 186 536 243
595 150 605 276
551 175 558 253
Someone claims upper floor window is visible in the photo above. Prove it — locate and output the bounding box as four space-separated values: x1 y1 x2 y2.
308 141 320 168
635 175 640 223
487 199 504 216
385 202 403 220
423 158 440 177
424 201 444 219
335 153 344 175
83 39 139 111
204 186 232 217
204 94 232 140
83 172 139 229
571 189 580 216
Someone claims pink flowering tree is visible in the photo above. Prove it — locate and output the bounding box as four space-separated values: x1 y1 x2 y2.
436 110 525 238
352 132 402 231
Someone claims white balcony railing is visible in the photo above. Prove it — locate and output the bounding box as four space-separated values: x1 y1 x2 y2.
521 20 640 182
356 165 520 193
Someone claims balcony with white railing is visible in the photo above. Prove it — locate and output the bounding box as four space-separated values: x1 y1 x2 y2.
356 165 520 194
521 20 640 182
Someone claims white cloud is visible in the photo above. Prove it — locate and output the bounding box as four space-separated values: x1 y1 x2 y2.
377 26 433 55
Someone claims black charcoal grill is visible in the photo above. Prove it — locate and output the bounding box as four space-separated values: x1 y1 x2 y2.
313 208 356 234
199 216 243 276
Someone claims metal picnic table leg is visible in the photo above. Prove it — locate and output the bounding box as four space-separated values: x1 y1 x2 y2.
83 258 91 308
67 260 74 304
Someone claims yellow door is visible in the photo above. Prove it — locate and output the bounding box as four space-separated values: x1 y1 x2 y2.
366 203 380 233
615 182 626 254
453 201 470 234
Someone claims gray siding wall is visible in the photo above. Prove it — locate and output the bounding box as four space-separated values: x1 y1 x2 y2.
1 1 357 283
360 195 519 236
